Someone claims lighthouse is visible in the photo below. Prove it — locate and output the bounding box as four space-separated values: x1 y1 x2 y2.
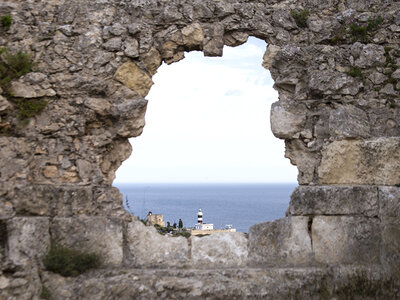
197 209 203 224
194 209 214 231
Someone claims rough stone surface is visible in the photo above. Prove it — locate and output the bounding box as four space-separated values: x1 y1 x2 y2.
289 186 379 217
114 62 154 97
7 217 50 266
248 217 313 267
312 216 381 265
1 0 400 297
318 138 400 185
191 232 248 267
9 81 56 98
41 266 400 300
126 220 189 267
51 217 123 266
0 96 11 113
378 187 400 278
270 101 306 139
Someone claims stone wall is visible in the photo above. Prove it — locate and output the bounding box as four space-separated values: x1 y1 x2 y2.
0 0 399 298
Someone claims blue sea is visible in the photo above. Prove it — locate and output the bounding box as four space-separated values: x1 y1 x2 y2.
115 183 297 233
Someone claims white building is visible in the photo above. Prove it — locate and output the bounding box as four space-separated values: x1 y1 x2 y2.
194 209 214 231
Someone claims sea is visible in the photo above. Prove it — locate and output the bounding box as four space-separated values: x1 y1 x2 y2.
115 183 297 233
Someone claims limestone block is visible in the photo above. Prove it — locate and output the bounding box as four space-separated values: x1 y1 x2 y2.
262 44 280 69
270 101 306 139
126 220 189 267
143 47 162 76
0 200 14 220
7 217 50 265
191 232 248 267
51 217 123 266
318 138 400 185
84 98 111 116
285 139 319 185
248 217 313 267
289 186 379 217
103 37 122 51
110 91 147 138
202 24 224 57
309 70 360 95
182 23 203 49
0 137 32 182
354 44 386 68
100 139 132 184
368 71 388 84
392 68 400 79
0 95 12 113
328 105 370 138
114 61 153 97
161 41 184 64
378 187 400 276
223 31 248 47
9 81 56 98
312 216 380 265
123 38 139 58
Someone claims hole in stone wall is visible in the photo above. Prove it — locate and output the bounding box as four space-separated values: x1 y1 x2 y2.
115 37 297 233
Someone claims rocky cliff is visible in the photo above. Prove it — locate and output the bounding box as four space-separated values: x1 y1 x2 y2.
0 0 399 298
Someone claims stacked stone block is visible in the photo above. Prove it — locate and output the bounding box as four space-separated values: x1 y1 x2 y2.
0 0 399 298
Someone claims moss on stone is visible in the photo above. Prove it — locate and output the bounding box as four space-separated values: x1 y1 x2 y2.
0 15 12 30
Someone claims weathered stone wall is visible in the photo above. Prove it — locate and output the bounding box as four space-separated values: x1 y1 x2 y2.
0 0 399 298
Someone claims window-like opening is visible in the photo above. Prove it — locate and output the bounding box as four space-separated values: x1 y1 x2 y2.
115 37 297 233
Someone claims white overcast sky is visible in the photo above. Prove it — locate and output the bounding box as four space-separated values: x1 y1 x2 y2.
115 37 298 183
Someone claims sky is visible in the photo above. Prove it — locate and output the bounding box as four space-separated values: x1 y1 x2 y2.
114 37 298 183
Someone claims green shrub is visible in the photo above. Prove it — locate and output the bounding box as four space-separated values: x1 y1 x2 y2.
0 49 33 87
291 9 309 28
0 15 12 30
175 231 191 238
40 286 51 300
384 48 398 71
348 16 383 42
16 98 47 120
43 241 100 277
195 234 210 238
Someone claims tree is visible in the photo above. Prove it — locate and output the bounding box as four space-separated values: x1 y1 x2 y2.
178 219 183 229
173 223 177 229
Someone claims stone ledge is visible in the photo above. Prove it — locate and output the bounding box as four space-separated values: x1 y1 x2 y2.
190 232 248 267
126 220 189 268
289 185 379 217
40 266 399 299
312 216 381 265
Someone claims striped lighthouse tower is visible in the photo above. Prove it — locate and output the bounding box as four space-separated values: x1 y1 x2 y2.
197 209 203 224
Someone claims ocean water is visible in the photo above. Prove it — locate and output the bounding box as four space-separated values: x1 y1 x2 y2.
115 183 297 233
